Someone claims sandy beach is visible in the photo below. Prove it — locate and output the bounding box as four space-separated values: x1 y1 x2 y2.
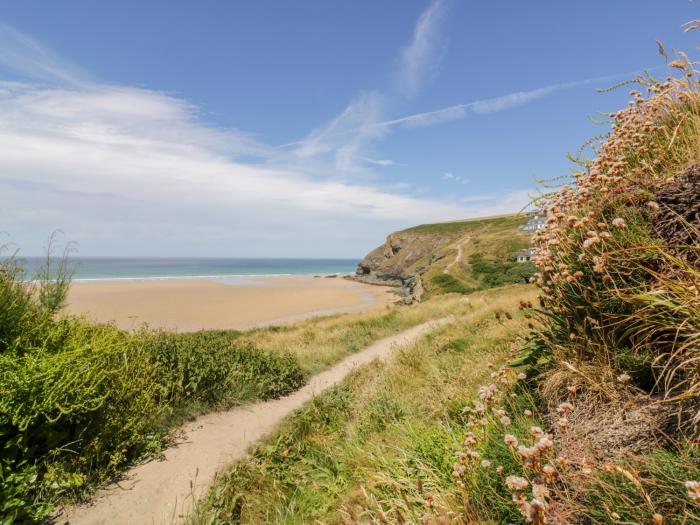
66 276 395 331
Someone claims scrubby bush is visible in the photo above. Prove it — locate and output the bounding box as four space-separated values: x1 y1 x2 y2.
468 253 535 288
0 254 306 523
430 274 474 294
145 329 306 407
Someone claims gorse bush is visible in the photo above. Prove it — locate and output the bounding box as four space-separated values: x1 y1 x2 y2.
0 255 305 523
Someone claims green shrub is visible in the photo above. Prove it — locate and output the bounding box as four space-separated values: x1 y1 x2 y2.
430 274 474 294
0 319 163 522
145 330 306 408
468 253 535 289
0 255 307 523
583 444 700 524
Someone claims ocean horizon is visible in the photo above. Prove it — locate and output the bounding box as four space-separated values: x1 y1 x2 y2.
11 256 360 281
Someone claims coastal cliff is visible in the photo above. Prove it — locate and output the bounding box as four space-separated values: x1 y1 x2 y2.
354 229 456 299
353 214 533 301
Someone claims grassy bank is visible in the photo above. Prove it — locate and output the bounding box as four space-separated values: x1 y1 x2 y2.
236 290 482 376
420 215 536 297
1 253 481 523
385 43 700 524
0 254 309 523
192 40 700 525
188 285 537 524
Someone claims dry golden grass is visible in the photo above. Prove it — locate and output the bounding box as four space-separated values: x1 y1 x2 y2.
188 285 538 525
237 288 522 375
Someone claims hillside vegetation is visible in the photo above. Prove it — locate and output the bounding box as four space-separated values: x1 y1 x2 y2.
5 33 700 525
0 254 472 523
189 286 538 524
355 214 535 300
0 253 308 523
189 39 700 525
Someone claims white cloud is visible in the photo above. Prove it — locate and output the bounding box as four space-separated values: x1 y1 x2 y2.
373 73 627 130
0 22 92 86
363 157 404 167
293 0 449 173
442 172 470 184
0 17 536 257
1 81 530 256
394 0 448 98
463 195 497 203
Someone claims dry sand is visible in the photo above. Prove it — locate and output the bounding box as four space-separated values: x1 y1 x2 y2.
66 276 394 331
58 318 452 525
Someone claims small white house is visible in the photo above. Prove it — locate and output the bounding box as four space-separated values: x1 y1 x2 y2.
520 215 547 232
516 248 537 263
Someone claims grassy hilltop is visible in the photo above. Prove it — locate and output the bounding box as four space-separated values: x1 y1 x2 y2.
355 214 536 299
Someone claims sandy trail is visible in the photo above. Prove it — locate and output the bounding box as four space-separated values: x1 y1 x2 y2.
58 318 451 525
444 237 469 275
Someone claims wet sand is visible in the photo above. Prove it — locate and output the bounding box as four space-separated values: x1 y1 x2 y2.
66 275 395 331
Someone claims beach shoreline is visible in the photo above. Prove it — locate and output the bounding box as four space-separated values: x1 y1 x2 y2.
66 275 396 332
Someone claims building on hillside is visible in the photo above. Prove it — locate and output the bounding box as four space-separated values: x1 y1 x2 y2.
520 215 547 232
516 248 537 263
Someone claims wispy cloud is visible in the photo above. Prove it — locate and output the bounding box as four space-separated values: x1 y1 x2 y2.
374 74 624 130
0 22 92 86
363 157 405 167
0 81 487 255
293 0 449 173
293 90 389 172
463 194 497 203
0 17 538 256
394 0 448 98
442 172 470 184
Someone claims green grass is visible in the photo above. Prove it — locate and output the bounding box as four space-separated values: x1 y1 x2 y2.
429 274 474 294
402 215 525 235
413 215 533 297
583 445 700 524
188 285 538 524
0 254 308 523
1 252 516 522
0 317 306 523
233 293 492 376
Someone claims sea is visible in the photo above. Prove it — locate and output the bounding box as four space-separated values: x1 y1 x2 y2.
11 257 360 281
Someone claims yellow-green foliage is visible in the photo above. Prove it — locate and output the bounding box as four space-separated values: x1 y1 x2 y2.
0 257 305 523
236 293 481 375
1 255 491 522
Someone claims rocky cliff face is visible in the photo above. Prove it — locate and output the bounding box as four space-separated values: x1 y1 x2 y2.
352 215 532 302
353 229 458 300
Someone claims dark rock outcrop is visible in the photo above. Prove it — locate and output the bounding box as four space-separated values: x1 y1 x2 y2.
653 163 700 266
352 229 456 301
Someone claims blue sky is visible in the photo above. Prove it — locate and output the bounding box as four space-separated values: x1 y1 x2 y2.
1 1 698 257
